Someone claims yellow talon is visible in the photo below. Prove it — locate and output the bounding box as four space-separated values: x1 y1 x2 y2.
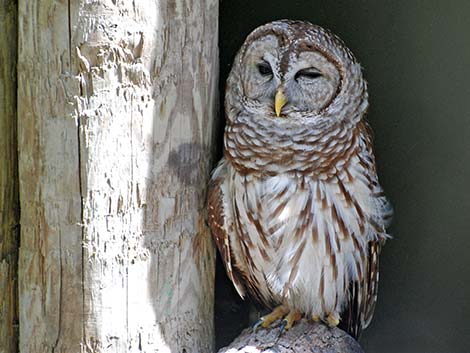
260 305 289 328
282 310 302 330
312 314 321 322
326 313 340 327
253 306 304 332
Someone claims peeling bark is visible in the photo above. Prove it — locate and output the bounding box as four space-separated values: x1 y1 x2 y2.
0 1 19 353
218 320 364 353
18 1 218 352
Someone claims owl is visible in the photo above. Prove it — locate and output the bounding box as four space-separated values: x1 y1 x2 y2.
208 20 392 339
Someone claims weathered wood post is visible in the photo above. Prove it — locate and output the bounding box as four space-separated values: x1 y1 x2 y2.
17 1 218 352
0 1 19 353
217 320 364 353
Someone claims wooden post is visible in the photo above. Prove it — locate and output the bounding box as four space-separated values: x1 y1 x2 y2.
218 320 364 353
17 0 218 352
0 1 19 353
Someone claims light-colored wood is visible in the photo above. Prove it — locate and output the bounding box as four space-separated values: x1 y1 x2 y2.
0 1 19 353
18 1 218 352
218 320 364 353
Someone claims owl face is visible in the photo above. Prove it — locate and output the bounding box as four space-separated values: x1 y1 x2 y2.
227 21 365 124
241 34 341 117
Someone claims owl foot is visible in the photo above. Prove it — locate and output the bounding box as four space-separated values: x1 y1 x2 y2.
325 312 340 327
280 310 302 331
312 314 321 322
252 305 289 331
275 310 301 341
311 313 339 327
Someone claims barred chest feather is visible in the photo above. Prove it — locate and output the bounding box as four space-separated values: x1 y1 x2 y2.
214 152 388 319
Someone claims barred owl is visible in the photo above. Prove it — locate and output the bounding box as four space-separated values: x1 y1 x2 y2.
208 20 392 339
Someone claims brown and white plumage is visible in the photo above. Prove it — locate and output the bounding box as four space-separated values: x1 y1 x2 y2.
208 20 392 339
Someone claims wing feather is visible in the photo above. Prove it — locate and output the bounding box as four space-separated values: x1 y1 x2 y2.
341 240 383 339
341 122 390 338
207 160 246 298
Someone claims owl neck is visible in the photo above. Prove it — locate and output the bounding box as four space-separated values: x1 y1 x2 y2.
224 113 367 177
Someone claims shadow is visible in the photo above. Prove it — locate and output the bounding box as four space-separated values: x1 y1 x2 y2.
140 1 219 351
214 255 256 350
168 143 209 187
143 140 214 352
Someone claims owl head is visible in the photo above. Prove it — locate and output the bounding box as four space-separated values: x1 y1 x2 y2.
225 20 368 125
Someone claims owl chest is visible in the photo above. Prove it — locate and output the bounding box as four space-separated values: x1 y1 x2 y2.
230 172 369 307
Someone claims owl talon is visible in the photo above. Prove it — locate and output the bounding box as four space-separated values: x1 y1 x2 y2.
277 320 288 338
252 318 264 332
326 313 340 327
282 310 302 330
312 315 321 322
253 305 289 329
277 310 302 339
254 306 302 336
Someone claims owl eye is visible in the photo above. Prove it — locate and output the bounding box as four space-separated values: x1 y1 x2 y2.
295 68 322 80
257 61 273 77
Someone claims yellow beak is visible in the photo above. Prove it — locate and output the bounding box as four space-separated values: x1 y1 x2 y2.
274 88 288 117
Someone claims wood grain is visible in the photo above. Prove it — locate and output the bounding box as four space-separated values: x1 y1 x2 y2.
18 1 218 352
0 1 19 353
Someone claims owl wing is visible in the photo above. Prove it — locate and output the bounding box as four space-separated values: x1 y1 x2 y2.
342 121 392 338
207 159 246 298
342 240 383 339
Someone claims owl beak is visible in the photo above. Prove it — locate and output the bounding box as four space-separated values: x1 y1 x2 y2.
275 88 288 117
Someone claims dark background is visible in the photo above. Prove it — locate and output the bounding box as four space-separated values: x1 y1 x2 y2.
216 1 470 352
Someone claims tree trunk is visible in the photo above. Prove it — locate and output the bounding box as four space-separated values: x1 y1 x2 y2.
17 1 218 352
218 320 364 353
0 1 19 353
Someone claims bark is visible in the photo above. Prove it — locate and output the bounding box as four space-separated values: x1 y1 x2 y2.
218 320 364 353
17 0 218 352
0 1 19 353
